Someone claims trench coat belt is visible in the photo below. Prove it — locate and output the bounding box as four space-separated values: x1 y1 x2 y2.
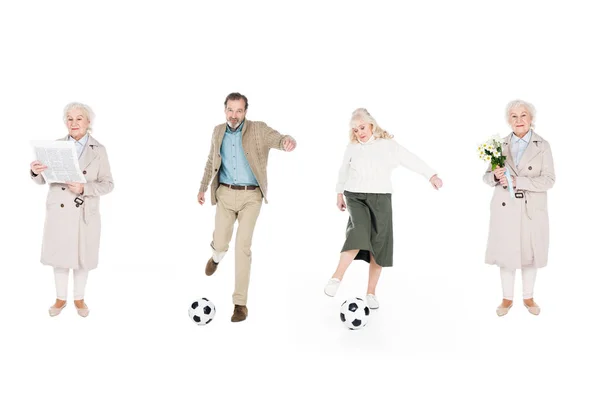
74 197 90 224
525 192 532 220
515 190 532 220
83 201 90 224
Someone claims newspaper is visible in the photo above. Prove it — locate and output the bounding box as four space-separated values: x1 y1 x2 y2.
31 140 87 183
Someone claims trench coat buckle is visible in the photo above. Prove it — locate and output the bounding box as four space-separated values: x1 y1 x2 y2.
515 191 524 199
74 197 84 207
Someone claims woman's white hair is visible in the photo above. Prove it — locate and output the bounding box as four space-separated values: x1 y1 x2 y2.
505 99 536 129
63 102 95 134
348 108 393 143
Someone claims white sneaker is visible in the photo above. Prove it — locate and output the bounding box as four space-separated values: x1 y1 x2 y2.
366 294 379 309
324 278 341 297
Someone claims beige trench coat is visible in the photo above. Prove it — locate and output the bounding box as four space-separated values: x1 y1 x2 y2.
483 131 555 269
31 135 114 270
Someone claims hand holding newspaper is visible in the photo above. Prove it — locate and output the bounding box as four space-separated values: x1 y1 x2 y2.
31 140 86 184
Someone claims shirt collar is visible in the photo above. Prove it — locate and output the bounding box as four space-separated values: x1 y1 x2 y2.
69 133 89 146
226 120 245 134
511 130 532 144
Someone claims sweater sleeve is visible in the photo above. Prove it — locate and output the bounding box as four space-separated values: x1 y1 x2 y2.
199 129 216 193
392 140 436 180
335 145 353 194
262 122 295 150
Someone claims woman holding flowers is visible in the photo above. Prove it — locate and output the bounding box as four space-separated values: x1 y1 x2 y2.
482 99 555 316
324 108 443 309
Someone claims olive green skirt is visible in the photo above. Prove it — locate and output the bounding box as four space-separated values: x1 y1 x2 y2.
341 191 393 267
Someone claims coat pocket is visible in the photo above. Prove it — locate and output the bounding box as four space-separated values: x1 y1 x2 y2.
45 191 62 209
528 192 547 211
85 196 100 215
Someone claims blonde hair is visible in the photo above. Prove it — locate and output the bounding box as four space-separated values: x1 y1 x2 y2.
505 99 536 129
348 108 393 143
63 102 95 134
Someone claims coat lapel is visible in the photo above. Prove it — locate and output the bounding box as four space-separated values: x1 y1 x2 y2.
516 131 543 172
79 135 100 172
241 120 253 151
502 135 517 175
215 124 227 152
241 119 250 137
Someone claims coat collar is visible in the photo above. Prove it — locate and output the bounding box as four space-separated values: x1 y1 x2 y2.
68 132 90 147
516 130 544 171
225 119 245 134
502 130 544 173
511 130 532 145
501 134 517 174
62 134 101 171
216 120 251 146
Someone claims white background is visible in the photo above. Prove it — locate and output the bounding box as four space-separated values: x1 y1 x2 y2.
1 0 599 399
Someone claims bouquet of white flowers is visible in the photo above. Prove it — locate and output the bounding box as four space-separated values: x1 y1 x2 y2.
478 135 514 198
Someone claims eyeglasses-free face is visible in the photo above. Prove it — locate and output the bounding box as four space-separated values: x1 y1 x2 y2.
66 109 90 140
352 120 374 142
508 106 532 137
225 99 247 129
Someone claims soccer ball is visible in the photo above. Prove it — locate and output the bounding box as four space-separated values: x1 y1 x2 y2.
188 298 216 325
340 297 370 330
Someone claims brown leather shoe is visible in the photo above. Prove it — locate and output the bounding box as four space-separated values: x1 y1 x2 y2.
205 258 218 276
231 305 248 322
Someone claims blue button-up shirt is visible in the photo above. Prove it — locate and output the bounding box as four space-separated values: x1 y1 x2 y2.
219 121 259 186
511 130 532 166
68 133 89 159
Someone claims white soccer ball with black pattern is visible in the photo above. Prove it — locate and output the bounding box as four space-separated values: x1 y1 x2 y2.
340 297 370 330
188 298 216 325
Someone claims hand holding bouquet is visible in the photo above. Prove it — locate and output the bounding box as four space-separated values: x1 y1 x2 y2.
478 135 514 198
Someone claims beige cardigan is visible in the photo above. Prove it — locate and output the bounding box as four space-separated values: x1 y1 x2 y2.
199 120 295 205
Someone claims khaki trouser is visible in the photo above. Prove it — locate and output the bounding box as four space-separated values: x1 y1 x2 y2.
211 185 263 306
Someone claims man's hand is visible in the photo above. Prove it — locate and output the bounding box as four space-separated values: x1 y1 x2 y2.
283 138 296 152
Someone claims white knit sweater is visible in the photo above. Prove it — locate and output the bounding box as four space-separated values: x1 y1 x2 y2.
336 137 436 194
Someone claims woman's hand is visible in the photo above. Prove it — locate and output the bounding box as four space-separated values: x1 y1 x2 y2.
493 167 506 180
498 175 508 187
67 182 84 195
430 174 443 190
337 193 346 211
494 166 508 187
30 160 47 175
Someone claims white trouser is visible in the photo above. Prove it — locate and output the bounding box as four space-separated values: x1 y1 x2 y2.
54 268 89 301
500 267 537 300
